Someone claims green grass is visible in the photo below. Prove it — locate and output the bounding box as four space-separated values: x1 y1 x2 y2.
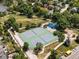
0 14 45 27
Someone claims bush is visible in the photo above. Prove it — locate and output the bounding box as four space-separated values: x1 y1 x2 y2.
53 31 65 42
23 42 29 51
34 42 43 55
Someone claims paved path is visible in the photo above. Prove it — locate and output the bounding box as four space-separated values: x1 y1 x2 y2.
26 50 38 59
19 27 26 30
54 34 68 50
60 4 69 13
8 29 38 59
44 34 68 59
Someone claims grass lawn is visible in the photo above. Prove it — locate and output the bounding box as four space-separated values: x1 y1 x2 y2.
56 40 79 56
0 14 46 27
6 41 15 53
37 41 59 59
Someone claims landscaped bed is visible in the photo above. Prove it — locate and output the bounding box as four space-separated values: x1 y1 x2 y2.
37 42 59 59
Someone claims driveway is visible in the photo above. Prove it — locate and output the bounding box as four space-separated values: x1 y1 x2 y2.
62 46 79 59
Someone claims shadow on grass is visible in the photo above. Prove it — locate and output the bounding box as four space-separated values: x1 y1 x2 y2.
75 40 79 44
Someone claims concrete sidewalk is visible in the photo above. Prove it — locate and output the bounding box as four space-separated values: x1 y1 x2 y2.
26 50 38 59
44 34 68 59
8 29 38 59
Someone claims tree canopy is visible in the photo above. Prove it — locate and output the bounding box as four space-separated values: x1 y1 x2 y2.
23 42 29 51
48 49 57 59
4 16 19 31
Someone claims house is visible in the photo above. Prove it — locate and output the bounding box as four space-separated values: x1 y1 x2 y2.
70 7 79 13
70 7 78 13
0 4 8 12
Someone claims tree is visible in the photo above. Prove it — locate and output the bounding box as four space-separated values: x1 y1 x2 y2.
33 4 40 13
36 42 43 50
41 0 48 4
23 42 29 51
0 23 3 35
59 0 64 2
13 53 26 59
69 14 79 28
53 31 65 42
26 6 33 18
15 47 21 53
15 3 33 18
36 7 48 18
64 37 70 47
17 0 23 4
58 33 65 42
30 23 36 28
4 0 13 6
53 31 60 36
0 12 6 17
34 42 43 55
48 49 57 59
58 15 70 29
52 12 61 22
4 16 19 31
52 12 70 29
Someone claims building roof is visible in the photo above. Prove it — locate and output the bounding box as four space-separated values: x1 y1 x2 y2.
0 5 7 12
0 45 7 59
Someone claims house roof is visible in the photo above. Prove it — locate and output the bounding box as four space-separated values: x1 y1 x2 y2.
0 5 8 12
0 45 7 59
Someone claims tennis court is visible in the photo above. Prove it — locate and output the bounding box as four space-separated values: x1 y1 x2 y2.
19 27 58 49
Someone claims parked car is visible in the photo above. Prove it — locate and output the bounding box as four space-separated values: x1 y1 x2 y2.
64 50 72 57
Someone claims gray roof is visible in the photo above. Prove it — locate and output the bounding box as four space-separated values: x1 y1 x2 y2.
0 5 7 12
0 45 7 59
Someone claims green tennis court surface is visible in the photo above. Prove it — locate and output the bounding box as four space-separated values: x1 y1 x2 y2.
19 27 58 49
